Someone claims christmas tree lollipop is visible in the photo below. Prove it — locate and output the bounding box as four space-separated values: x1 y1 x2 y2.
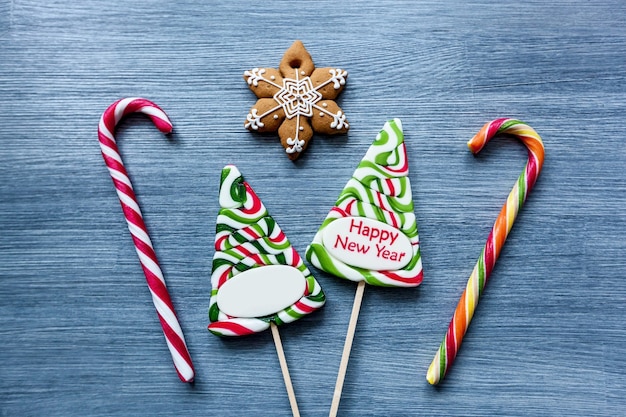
305 119 423 416
209 165 326 417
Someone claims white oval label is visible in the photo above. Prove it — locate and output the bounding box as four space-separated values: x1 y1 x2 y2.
322 216 412 271
216 265 306 318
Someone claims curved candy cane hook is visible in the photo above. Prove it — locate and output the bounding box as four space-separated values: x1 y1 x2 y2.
427 118 545 385
98 98 195 383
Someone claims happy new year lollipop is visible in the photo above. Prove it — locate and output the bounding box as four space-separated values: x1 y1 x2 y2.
209 165 326 417
305 119 423 416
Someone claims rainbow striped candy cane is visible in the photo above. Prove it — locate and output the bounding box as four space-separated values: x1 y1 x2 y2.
426 118 545 385
98 98 195 383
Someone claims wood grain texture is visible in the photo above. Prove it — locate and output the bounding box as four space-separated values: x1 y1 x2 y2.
1 0 625 416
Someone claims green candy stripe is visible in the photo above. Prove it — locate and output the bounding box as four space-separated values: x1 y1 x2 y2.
217 217 279 250
217 208 267 226
338 178 414 213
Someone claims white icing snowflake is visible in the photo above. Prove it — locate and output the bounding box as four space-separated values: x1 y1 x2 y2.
273 77 322 119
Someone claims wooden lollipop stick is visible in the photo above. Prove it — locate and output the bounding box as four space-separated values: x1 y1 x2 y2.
329 280 366 417
270 322 301 417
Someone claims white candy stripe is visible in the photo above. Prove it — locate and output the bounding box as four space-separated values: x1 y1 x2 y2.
211 327 239 337
135 251 166 285
98 98 194 382
114 97 137 123
108 172 134 194
115 190 142 213
165 338 195 381
215 218 282 250
126 221 153 247
342 178 413 211
153 296 183 331
213 250 247 264
101 146 124 166
215 214 266 231
209 318 270 336
137 105 169 121
99 137 121 154
98 120 115 142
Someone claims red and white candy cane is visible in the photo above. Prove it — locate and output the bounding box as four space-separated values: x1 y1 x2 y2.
98 98 195 383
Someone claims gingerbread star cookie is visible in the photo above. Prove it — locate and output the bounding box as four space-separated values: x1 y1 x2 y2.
243 40 349 160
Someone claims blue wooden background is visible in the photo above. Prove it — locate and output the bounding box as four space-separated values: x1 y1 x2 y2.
1 1 625 416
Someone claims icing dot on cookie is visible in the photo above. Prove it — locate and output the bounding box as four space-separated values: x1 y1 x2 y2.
274 115 279 119
319 112 324 117
322 103 328 108
299 126 304 131
270 76 275 80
